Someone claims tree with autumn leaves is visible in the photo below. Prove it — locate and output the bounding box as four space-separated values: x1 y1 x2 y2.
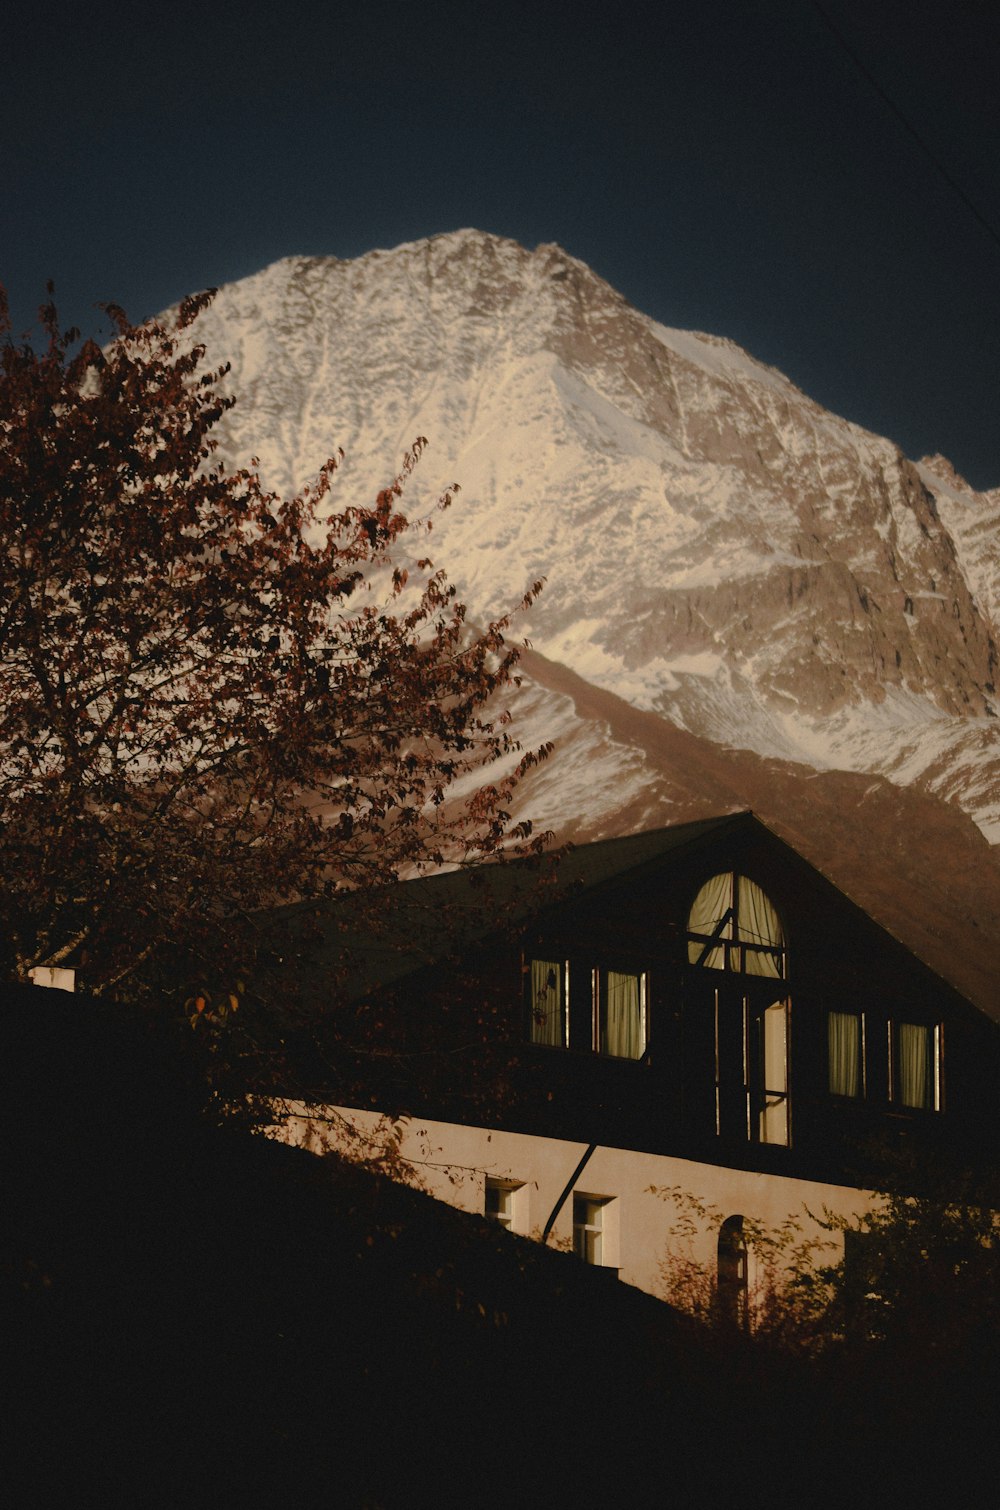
0 286 547 1028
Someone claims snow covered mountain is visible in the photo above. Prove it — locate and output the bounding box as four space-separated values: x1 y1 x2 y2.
174 228 1000 1011
189 229 1000 860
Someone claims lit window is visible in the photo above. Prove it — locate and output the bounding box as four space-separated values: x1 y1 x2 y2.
596 968 647 1059
527 955 650 1058
828 1010 864 1098
890 1021 941 1111
712 991 792 1145
527 958 568 1046
485 1178 521 1230
758 997 790 1144
573 1195 606 1264
688 873 786 978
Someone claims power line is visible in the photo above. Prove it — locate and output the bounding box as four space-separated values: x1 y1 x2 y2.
812 2 1000 256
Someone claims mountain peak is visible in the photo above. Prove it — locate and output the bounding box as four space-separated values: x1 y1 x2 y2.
189 237 1000 844
918 452 976 495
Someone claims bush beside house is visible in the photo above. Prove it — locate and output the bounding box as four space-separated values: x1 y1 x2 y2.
5 984 996 1507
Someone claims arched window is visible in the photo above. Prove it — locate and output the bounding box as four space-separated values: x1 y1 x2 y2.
687 872 786 979
692 875 792 1145
717 1215 749 1327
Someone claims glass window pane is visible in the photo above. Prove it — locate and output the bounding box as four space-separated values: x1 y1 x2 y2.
688 874 785 977
759 1094 789 1145
762 1000 788 1093
738 876 785 978
688 873 733 968
759 1000 790 1145
485 1179 514 1228
828 1011 862 1097
718 1216 749 1326
602 970 646 1058
529 958 566 1046
573 1196 604 1264
897 1022 934 1109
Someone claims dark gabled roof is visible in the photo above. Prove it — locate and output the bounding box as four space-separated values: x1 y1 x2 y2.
522 812 746 890
273 810 990 1020
273 813 753 999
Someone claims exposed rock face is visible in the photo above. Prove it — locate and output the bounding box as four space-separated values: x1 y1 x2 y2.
917 453 1000 637
186 229 1000 843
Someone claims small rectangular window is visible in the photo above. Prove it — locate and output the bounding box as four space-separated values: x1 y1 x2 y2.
891 1021 941 1111
573 1195 605 1264
485 1178 522 1231
527 958 568 1047
595 969 647 1059
828 1010 864 1098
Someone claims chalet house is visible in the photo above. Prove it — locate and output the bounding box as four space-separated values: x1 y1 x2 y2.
281 812 1000 1308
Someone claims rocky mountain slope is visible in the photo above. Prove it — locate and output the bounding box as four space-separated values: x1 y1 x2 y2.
189 230 1000 847
178 231 1000 1010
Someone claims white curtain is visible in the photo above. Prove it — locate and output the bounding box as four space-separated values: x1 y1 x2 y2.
898 1022 932 1109
828 1011 861 1097
687 872 733 968
604 970 644 1059
530 958 564 1046
688 873 785 976
738 875 785 978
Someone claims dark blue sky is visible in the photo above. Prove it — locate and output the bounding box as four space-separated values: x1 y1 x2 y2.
5 1 999 487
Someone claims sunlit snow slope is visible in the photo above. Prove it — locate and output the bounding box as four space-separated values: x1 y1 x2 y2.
187 230 1000 842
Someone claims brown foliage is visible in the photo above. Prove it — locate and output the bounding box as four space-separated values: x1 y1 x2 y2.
651 1185 839 1355
0 286 547 1003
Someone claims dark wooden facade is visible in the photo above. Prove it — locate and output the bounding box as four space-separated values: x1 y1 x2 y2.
503 814 997 1187
349 813 999 1191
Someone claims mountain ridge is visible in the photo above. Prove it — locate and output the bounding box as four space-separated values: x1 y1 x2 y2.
181 229 1000 853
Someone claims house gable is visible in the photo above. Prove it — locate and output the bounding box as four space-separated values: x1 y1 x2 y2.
509 814 998 1186
277 813 998 1308
284 811 998 1191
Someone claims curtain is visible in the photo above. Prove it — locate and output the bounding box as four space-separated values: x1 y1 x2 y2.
604 970 644 1058
688 873 785 976
738 875 785 978
688 873 733 968
828 1011 861 1097
530 958 564 1046
898 1022 932 1109
759 1000 789 1144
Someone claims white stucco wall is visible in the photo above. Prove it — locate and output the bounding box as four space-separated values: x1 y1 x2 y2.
276 1104 875 1306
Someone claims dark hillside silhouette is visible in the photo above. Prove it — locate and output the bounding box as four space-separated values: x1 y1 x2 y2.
5 983 996 1507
